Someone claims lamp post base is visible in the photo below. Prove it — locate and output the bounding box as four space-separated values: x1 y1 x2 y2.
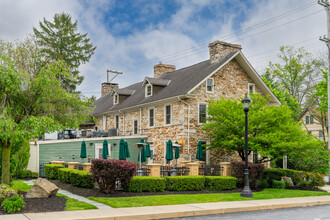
240 186 253 198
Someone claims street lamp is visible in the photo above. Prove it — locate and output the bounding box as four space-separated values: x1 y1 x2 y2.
241 93 253 198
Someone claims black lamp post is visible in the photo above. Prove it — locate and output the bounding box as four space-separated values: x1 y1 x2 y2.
241 93 253 198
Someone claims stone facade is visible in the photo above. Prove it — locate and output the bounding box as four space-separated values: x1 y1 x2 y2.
209 41 241 63
101 82 118 97
96 59 262 165
154 63 176 78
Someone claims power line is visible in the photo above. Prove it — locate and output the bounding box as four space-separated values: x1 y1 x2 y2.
78 2 321 93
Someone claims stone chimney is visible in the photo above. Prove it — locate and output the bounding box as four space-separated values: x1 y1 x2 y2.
153 63 176 78
208 41 241 63
101 82 118 97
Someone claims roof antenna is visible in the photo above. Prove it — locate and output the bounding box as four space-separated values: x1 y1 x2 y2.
106 69 123 83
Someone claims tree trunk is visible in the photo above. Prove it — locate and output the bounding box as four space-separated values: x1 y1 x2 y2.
2 144 11 185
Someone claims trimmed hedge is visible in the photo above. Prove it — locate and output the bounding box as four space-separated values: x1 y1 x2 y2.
204 176 237 191
272 180 285 189
69 169 94 188
127 176 166 192
58 168 73 184
165 176 205 191
44 164 64 180
262 168 325 189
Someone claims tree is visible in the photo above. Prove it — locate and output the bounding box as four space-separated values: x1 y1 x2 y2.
202 93 327 166
265 46 321 107
262 72 301 119
0 53 91 184
33 13 96 92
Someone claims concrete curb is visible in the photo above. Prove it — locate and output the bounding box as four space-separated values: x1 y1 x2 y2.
1 196 330 220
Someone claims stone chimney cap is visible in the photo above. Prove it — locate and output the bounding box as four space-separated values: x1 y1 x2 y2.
102 82 118 86
208 40 241 49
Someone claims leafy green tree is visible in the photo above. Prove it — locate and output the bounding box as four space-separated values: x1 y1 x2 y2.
262 72 301 119
33 13 96 92
202 93 328 167
0 54 91 184
265 46 321 107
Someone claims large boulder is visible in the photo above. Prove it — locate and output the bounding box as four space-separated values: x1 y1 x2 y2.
281 176 294 186
26 178 59 198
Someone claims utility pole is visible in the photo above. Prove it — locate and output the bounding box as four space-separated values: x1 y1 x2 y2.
318 0 330 183
106 69 123 83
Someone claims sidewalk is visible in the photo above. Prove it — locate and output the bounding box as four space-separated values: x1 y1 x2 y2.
2 195 330 220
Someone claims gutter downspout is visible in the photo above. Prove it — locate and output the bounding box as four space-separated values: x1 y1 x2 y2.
178 97 190 155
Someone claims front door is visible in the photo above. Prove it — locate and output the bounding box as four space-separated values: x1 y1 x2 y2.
95 143 111 159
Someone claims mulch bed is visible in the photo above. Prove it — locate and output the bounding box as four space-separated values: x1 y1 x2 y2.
0 191 67 215
49 180 263 198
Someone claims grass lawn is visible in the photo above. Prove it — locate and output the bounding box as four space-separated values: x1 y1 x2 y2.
57 193 97 211
88 189 330 208
11 180 97 211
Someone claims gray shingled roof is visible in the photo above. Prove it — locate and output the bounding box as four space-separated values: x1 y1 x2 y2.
143 77 171 87
111 87 135 96
93 51 237 116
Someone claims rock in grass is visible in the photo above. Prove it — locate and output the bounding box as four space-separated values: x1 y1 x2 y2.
26 178 58 198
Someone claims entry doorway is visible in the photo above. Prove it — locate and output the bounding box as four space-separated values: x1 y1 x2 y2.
95 143 111 159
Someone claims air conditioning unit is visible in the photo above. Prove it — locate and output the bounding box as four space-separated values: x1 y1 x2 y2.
108 128 118 137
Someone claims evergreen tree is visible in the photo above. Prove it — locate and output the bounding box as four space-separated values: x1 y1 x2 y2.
33 13 96 92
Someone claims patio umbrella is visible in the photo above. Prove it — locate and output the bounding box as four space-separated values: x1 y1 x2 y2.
137 138 146 163
125 141 130 158
102 140 109 159
80 141 87 163
145 142 151 158
174 141 180 159
119 139 126 160
165 140 173 161
196 141 204 160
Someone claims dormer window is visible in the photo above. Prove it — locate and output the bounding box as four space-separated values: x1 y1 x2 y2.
113 94 119 105
146 84 152 97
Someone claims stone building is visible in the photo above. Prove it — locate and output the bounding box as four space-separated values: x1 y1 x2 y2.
92 40 281 165
298 108 328 142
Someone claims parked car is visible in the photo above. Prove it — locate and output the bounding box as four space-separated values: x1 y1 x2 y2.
92 130 108 137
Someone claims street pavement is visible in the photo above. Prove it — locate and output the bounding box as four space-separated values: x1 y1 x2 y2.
167 205 330 220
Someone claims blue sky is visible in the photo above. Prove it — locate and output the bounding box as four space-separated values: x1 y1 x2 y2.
0 0 326 98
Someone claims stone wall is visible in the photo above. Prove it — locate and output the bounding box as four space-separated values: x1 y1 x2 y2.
101 82 118 97
154 63 176 78
97 59 264 165
209 41 241 63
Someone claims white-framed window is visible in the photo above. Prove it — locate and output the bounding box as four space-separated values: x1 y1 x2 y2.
165 105 171 125
206 78 214 93
145 84 152 97
149 108 155 127
198 103 207 124
305 116 310 125
95 143 111 159
319 130 324 141
115 115 119 129
310 115 314 124
113 94 119 105
133 119 138 135
248 83 255 95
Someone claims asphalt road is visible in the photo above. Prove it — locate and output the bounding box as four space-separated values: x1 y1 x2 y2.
165 205 330 220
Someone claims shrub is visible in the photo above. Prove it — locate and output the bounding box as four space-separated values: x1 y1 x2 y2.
0 185 18 203
272 180 285 189
70 170 94 188
44 164 64 180
91 159 137 193
284 181 290 188
127 177 166 192
262 168 325 188
204 176 237 191
262 168 303 186
165 176 205 191
231 161 265 189
58 168 73 184
1 195 25 213
32 172 39 178
258 180 269 188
